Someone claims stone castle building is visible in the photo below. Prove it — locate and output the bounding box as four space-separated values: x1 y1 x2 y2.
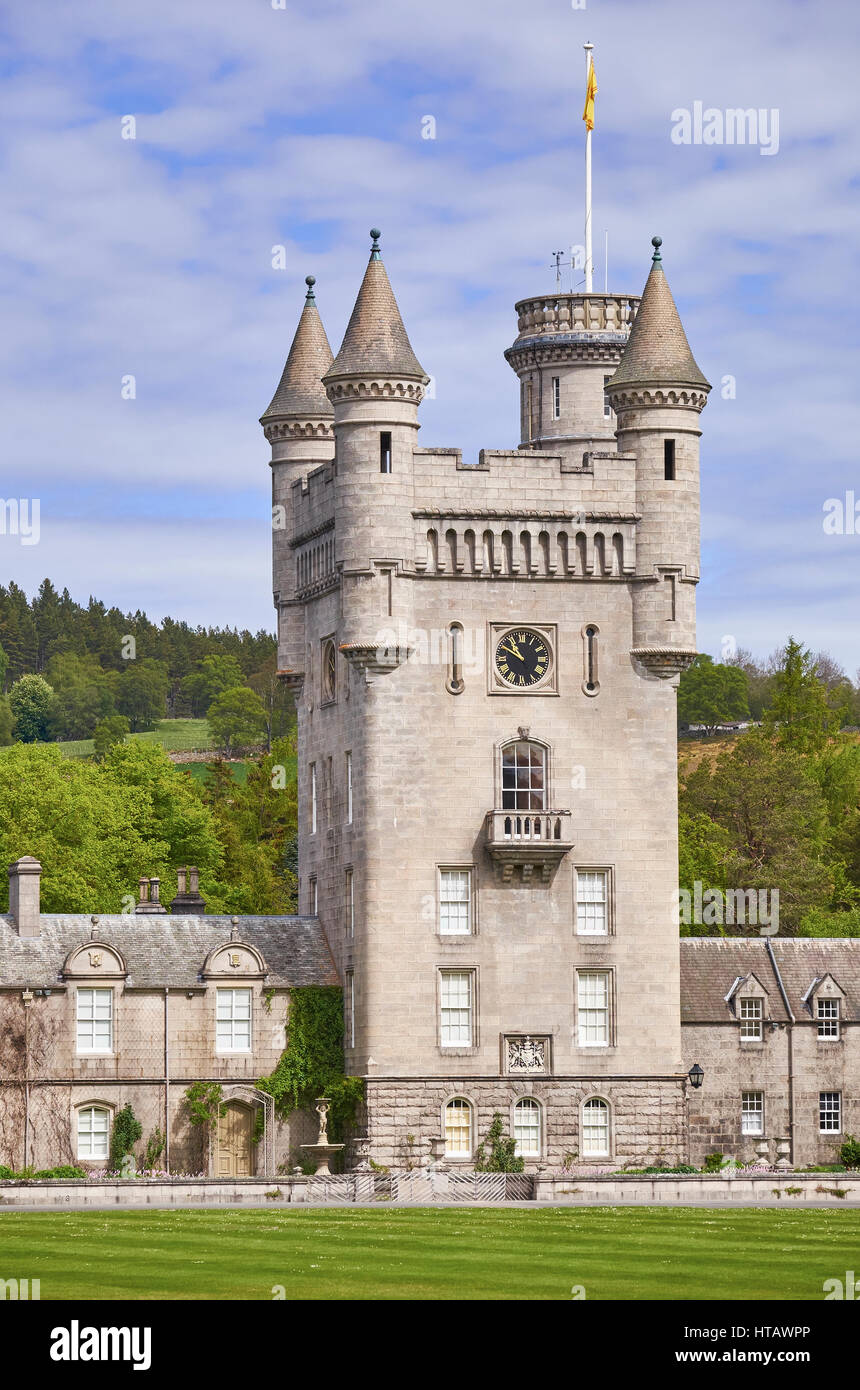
0 233 855 1178
259 230 857 1171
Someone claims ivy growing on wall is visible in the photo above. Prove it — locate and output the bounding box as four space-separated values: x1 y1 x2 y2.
257 986 363 1141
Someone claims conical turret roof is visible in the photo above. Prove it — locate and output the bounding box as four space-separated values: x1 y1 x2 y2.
324 230 427 384
610 238 710 392
260 277 334 423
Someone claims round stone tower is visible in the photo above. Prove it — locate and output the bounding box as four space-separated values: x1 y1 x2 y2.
504 286 640 463
323 230 429 654
605 237 711 677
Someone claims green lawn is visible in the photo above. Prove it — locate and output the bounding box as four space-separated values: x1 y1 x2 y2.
0 1207 855 1301
56 718 214 759
186 760 249 786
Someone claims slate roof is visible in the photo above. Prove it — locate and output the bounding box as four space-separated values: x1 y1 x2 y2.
610 253 710 392
680 938 860 1023
324 245 427 384
0 915 339 990
260 287 334 423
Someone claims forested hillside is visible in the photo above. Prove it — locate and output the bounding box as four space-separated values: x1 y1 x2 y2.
0 579 289 746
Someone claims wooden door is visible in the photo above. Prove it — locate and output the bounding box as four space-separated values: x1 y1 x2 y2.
216 1102 253 1177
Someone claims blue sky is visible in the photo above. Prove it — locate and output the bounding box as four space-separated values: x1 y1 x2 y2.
0 0 858 671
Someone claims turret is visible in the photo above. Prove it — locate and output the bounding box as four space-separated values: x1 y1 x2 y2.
260 276 335 663
504 288 640 463
323 230 429 657
605 236 711 677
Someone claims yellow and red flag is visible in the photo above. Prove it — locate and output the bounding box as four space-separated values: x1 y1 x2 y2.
582 58 597 132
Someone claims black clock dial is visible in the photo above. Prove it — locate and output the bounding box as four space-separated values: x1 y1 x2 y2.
495 629 550 688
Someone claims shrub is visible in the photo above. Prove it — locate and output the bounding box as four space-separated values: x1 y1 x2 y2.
703 1152 725 1173
109 1104 142 1172
474 1113 524 1173
0 1165 14 1179
838 1135 860 1170
144 1128 165 1169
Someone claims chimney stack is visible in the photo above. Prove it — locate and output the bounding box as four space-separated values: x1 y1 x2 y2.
134 875 168 915
8 857 42 937
170 865 206 916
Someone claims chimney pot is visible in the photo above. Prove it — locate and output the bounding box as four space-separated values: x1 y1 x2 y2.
8 856 42 938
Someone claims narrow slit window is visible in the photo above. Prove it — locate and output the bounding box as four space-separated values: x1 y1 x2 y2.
551 376 560 419
664 438 676 480
603 374 612 418
380 431 392 474
584 624 599 692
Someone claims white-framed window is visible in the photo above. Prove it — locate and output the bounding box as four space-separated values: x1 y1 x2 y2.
576 870 609 936
76 988 113 1054
739 997 763 1041
216 988 252 1052
444 1097 473 1157
582 1097 610 1157
501 740 546 811
741 1091 764 1136
603 374 612 418
551 376 560 419
817 998 840 1040
309 876 318 915
577 970 611 1047
819 1091 841 1134
439 868 472 936
345 970 355 1049
346 751 353 824
77 1105 110 1160
310 763 317 833
345 868 354 937
513 1098 541 1158
440 970 474 1047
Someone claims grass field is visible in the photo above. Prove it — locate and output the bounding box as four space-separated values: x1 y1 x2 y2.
0 1207 856 1301
56 718 214 760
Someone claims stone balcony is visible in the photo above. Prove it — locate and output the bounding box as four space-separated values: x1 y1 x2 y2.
484 810 574 883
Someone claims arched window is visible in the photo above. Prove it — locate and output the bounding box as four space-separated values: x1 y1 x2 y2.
513 1098 541 1158
444 1098 473 1158
501 740 546 811
77 1105 110 1160
581 1097 610 1157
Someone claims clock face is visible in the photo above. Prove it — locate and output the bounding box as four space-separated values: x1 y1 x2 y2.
494 629 551 688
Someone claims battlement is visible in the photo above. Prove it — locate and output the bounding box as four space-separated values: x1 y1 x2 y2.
289 461 336 541
510 291 639 345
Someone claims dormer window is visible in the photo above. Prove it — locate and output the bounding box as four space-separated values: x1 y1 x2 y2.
817 998 840 1040
739 997 763 1041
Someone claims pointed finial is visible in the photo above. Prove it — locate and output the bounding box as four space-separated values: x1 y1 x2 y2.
651 235 663 264
304 275 316 304
370 227 382 260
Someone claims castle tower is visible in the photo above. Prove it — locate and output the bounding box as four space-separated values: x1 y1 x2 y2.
323 229 429 659
260 276 335 672
605 237 711 677
504 285 640 463
271 228 709 1172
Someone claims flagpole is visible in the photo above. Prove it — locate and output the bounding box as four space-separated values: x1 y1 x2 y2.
584 43 594 293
